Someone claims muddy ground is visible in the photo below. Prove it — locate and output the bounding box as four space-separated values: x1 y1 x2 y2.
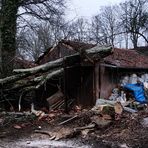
0 110 148 148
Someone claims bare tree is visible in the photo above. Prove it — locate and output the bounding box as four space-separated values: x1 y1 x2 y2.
90 6 120 46
17 14 67 61
90 15 102 44
65 18 89 42
120 0 148 48
0 0 66 77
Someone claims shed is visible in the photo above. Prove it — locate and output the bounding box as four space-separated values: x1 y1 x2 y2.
37 41 148 108
37 40 111 108
99 48 148 99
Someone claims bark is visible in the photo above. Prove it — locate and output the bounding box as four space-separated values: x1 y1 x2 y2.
13 58 63 73
13 45 113 74
0 0 19 78
35 68 64 89
0 73 28 85
0 45 112 85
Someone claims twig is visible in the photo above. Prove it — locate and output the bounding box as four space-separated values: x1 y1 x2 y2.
74 123 96 131
34 130 52 137
58 115 78 125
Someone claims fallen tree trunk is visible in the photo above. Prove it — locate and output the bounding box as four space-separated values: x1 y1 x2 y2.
0 46 112 85
0 68 63 86
13 45 112 74
0 45 112 111
13 58 63 74
36 68 64 89
0 73 29 85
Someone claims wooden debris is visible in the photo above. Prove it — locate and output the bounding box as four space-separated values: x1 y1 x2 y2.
74 123 96 131
35 127 77 140
31 104 46 120
91 115 112 128
13 125 22 129
114 102 123 115
94 99 136 114
58 115 78 125
35 130 52 137
47 91 64 108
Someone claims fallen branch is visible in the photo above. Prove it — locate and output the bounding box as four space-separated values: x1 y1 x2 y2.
36 68 64 89
13 45 112 74
58 115 78 125
74 123 96 131
0 73 28 85
13 58 63 74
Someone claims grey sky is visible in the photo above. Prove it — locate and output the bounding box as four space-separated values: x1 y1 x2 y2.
67 0 125 20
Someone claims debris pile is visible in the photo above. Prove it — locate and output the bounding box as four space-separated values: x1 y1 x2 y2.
106 73 148 116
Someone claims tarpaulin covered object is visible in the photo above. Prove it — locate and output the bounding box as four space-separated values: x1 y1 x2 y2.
124 84 147 103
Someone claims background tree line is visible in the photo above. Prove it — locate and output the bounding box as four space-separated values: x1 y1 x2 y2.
0 0 148 78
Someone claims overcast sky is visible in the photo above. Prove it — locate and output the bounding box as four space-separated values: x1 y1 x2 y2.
67 0 125 20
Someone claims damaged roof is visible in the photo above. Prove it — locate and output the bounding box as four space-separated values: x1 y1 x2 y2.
104 48 148 68
36 39 148 69
36 40 95 64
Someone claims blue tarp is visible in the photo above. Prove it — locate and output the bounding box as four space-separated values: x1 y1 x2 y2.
124 83 147 103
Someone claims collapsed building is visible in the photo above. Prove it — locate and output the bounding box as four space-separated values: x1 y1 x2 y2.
35 40 148 108
1 40 148 111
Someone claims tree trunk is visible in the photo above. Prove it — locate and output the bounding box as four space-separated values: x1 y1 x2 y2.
0 0 19 78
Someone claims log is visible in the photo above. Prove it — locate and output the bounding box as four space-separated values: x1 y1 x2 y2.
0 68 63 86
36 68 64 89
114 102 123 115
94 99 137 113
13 58 63 74
0 73 28 85
13 45 112 74
0 45 112 85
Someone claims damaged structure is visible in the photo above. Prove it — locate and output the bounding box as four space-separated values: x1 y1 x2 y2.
1 40 148 111
35 40 148 108
0 40 112 111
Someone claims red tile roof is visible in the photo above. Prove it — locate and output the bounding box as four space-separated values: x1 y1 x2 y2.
104 48 148 68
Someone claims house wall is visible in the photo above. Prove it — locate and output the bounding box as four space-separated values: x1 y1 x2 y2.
79 66 95 107
99 66 118 99
65 65 95 108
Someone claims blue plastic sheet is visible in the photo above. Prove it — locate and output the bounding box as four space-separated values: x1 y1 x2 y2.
124 83 147 103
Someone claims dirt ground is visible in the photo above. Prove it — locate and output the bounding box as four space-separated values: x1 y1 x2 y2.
0 110 148 148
